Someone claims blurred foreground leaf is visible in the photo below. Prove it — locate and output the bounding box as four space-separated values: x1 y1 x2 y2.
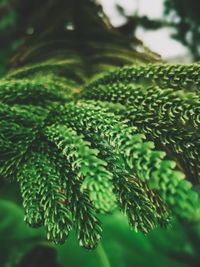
55 212 200 267
0 199 45 267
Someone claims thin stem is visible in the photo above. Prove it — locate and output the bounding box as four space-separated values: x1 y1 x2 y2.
95 242 111 267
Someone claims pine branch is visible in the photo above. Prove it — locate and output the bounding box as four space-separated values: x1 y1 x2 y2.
82 65 200 184
0 2 200 250
1 59 200 248
84 63 200 93
46 102 200 222
44 124 116 213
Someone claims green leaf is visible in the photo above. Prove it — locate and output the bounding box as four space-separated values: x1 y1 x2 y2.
0 199 45 266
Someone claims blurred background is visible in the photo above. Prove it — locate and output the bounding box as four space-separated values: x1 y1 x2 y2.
99 0 200 63
0 0 200 266
1 0 200 76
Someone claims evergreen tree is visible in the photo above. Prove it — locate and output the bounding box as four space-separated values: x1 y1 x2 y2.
0 0 200 265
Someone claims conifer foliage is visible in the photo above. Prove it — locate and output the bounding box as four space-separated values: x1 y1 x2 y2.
0 0 200 250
